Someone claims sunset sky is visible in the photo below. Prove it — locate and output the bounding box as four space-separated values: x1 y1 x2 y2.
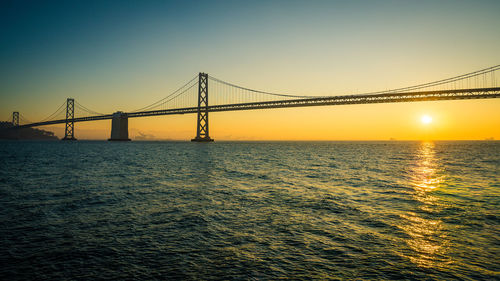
1 0 499 140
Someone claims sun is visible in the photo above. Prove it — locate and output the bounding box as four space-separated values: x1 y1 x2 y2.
421 115 433 124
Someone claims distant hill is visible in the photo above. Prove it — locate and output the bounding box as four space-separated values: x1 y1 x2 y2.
0 122 58 140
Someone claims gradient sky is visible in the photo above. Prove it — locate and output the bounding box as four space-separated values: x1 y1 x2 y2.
1 0 499 140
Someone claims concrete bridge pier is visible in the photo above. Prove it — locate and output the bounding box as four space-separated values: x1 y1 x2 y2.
108 111 131 141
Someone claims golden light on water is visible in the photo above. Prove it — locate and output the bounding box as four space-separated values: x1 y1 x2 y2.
398 141 449 268
411 142 444 191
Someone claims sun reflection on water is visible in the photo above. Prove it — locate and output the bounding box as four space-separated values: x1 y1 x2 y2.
399 141 449 268
411 142 444 191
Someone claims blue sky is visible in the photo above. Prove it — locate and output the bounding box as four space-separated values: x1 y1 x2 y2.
1 0 499 139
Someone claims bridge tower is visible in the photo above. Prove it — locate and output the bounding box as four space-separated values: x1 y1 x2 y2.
62 98 76 140
12 112 19 126
191 73 214 142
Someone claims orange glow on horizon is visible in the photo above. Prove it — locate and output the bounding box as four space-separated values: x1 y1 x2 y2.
40 98 500 141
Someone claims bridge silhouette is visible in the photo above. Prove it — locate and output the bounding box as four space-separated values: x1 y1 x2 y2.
6 65 500 141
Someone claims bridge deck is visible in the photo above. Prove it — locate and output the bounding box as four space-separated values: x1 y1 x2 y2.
14 87 500 129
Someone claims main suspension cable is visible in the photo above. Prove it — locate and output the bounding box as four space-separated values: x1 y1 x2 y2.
75 101 104 115
360 65 500 96
211 65 500 99
39 100 67 122
132 75 198 112
19 113 33 124
208 76 317 99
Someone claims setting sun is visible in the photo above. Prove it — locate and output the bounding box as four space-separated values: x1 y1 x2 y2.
421 115 433 124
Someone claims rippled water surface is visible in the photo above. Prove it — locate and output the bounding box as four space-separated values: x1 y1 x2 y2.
0 141 498 280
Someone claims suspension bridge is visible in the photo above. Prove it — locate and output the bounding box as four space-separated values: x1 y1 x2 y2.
4 65 500 141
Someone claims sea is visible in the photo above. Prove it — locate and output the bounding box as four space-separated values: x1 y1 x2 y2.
0 140 498 280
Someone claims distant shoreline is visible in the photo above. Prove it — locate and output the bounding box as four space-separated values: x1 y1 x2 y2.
0 121 58 140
